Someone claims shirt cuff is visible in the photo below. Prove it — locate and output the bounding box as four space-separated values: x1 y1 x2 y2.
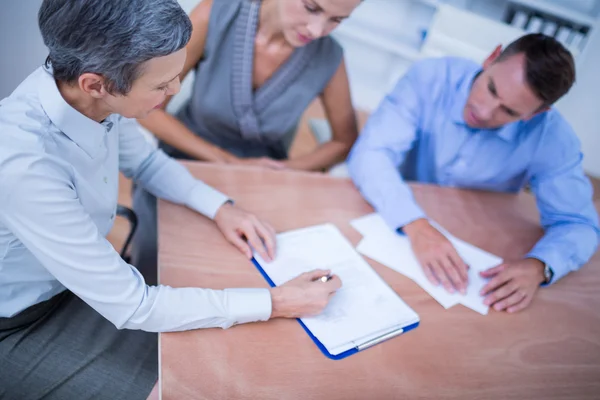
381 200 427 232
526 248 570 284
185 181 231 220
223 288 272 325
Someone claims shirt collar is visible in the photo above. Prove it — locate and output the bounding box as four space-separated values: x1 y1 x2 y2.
450 68 481 125
38 65 110 158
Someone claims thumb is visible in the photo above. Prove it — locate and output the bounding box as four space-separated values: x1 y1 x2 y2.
480 263 506 277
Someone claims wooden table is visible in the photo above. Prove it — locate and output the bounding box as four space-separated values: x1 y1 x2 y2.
158 162 600 400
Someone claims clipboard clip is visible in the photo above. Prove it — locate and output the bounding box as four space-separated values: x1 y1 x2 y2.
356 327 405 351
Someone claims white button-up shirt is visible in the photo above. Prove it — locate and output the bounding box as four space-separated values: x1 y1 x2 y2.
0 67 272 331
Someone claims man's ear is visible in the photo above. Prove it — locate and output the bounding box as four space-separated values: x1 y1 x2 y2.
78 73 109 99
483 45 503 69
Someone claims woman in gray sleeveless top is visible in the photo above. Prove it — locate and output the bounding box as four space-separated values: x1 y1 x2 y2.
132 0 362 273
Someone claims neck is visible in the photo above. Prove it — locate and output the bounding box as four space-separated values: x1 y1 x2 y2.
57 81 112 123
256 0 287 47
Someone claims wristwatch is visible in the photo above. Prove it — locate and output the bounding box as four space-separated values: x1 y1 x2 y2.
542 263 554 284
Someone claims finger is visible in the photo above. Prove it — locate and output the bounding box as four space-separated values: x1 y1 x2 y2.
242 222 270 262
422 263 439 286
253 220 276 261
485 281 518 308
225 232 252 259
323 275 342 292
492 289 526 311
480 269 512 296
260 158 285 170
430 260 454 293
449 250 469 283
442 255 466 294
480 263 507 278
304 269 332 281
268 160 286 170
264 221 277 239
507 294 533 313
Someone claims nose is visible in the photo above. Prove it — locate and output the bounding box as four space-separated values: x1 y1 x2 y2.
306 16 327 38
477 105 493 121
166 77 181 96
477 95 499 122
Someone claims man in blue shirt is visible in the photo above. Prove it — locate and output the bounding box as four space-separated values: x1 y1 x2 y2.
348 34 599 314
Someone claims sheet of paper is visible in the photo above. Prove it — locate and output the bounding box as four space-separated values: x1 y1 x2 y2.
254 223 419 355
356 237 461 309
351 214 503 315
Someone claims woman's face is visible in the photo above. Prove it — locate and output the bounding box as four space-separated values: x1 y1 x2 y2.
277 0 361 47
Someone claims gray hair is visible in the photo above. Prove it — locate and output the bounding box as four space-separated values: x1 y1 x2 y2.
38 0 192 95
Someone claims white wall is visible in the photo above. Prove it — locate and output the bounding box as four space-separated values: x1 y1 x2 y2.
556 27 600 177
0 0 46 98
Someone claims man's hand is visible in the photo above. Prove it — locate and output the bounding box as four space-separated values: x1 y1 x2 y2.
233 157 287 170
214 202 276 262
269 270 342 318
403 218 469 294
479 258 545 313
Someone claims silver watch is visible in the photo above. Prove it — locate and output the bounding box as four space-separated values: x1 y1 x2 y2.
542 263 554 284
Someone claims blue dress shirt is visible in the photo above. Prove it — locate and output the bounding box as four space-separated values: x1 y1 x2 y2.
0 67 272 329
348 57 599 284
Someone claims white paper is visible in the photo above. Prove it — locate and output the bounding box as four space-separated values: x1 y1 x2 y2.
254 223 419 355
351 214 503 315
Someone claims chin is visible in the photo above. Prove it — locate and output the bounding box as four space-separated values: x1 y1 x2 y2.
284 30 305 48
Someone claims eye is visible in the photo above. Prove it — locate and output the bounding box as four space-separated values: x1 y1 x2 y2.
156 85 168 92
304 4 319 13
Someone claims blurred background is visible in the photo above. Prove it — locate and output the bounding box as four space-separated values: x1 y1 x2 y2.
1 0 598 177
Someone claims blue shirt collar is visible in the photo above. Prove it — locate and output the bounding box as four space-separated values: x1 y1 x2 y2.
450 67 480 126
38 66 109 158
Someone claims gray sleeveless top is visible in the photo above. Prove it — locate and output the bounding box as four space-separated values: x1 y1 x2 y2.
162 0 343 160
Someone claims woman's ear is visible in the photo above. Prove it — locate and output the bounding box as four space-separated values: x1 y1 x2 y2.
78 73 109 99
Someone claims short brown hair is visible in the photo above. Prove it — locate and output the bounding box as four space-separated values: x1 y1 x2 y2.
496 33 575 106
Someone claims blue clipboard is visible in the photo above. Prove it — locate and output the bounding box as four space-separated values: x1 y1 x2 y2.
251 258 420 360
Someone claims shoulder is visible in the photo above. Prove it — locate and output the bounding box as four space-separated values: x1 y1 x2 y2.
313 35 343 55
0 69 52 156
0 69 70 198
528 109 582 168
307 35 344 67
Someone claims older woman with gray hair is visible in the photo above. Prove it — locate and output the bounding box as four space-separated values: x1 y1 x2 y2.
0 1 341 398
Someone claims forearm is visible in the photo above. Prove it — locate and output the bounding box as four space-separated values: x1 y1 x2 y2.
348 142 425 230
135 149 229 219
285 140 352 172
137 110 235 163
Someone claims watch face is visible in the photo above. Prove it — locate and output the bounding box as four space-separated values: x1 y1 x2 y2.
544 264 553 282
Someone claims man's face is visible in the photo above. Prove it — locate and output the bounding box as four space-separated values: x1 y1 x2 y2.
102 48 187 119
463 51 546 129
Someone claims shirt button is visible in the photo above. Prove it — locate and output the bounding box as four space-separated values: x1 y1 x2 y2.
103 177 108 184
